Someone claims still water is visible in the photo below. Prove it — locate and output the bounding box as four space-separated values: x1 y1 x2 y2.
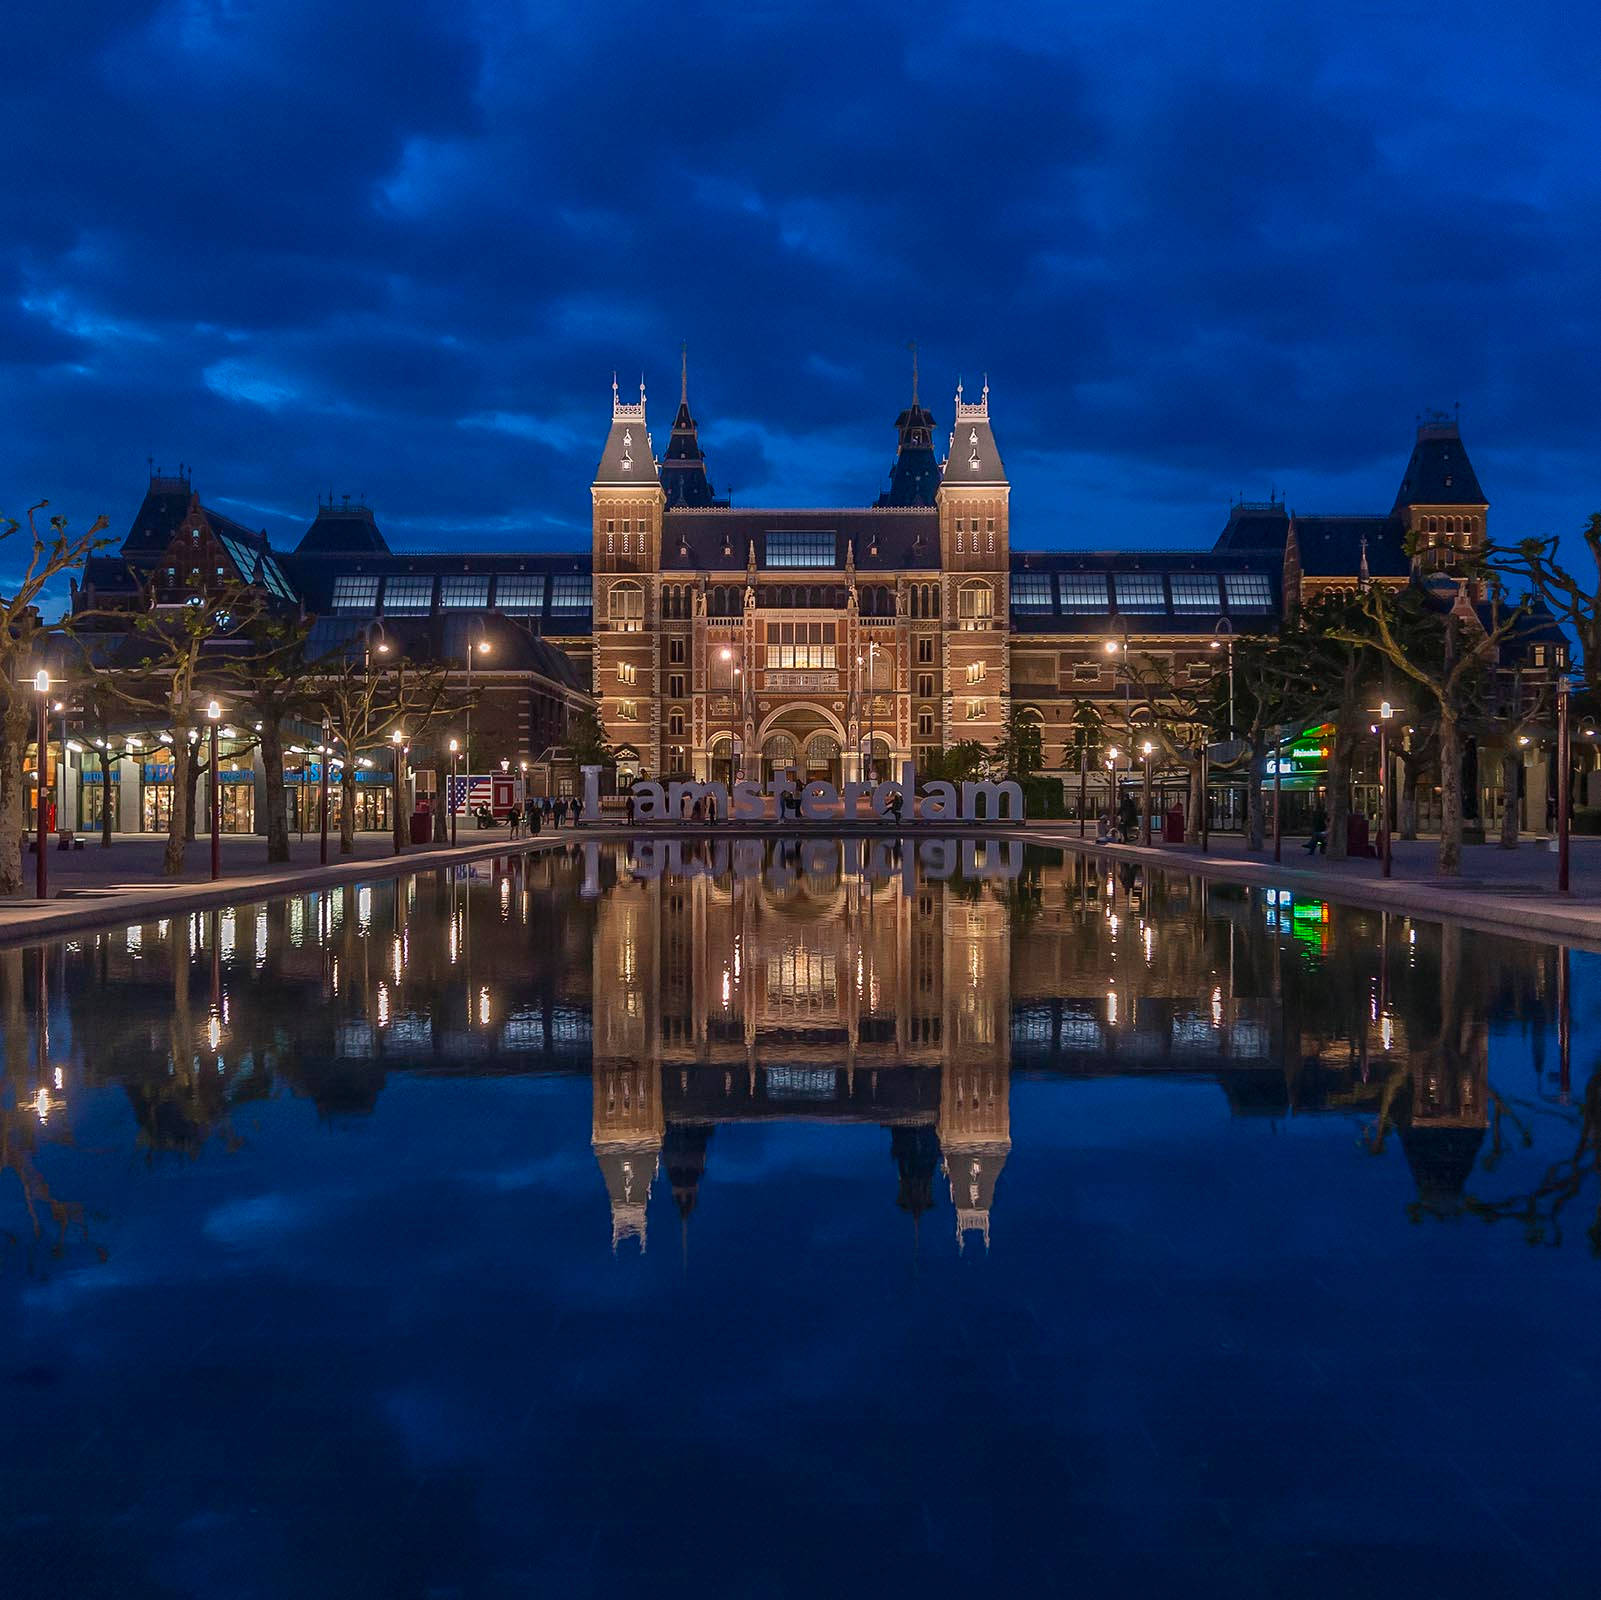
1 838 1598 1598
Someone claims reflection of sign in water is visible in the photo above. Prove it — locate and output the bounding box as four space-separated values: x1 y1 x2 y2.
766 1067 838 1101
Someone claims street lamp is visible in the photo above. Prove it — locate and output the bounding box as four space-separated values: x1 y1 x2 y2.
857 639 881 783
1557 674 1572 894
1378 700 1394 879
720 644 744 787
389 729 408 856
1209 619 1236 734
206 699 222 881
449 737 460 846
1140 740 1154 847
1272 723 1284 862
464 633 492 788
1107 745 1120 839
32 668 48 899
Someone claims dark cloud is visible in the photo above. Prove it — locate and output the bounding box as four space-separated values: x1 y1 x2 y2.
2 0 1597 586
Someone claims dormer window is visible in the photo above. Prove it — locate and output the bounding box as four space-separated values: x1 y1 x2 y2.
1444 476 1453 487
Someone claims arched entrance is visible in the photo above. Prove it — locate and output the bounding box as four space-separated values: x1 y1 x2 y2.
857 735 892 784
805 733 842 787
762 732 798 786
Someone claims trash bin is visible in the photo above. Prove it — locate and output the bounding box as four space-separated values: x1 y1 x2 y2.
409 809 432 845
1163 804 1185 843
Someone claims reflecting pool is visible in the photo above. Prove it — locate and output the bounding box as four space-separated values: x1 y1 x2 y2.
2 838 1598 1598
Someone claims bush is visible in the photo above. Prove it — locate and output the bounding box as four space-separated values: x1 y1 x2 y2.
1020 776 1067 819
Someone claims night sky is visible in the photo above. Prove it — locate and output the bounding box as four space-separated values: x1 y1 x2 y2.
4 0 1597 588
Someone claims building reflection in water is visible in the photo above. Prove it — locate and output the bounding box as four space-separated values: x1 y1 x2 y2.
2 841 1596 1268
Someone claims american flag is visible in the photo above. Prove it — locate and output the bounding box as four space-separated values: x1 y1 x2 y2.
447 775 495 815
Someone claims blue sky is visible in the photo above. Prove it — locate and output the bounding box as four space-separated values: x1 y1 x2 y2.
4 0 1598 576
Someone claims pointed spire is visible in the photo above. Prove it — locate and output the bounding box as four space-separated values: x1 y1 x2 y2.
681 341 689 406
909 339 919 405
877 359 939 507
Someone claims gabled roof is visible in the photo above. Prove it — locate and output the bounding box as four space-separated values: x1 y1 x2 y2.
1393 418 1486 509
593 380 661 490
941 381 1007 490
1212 500 1289 554
1290 514 1410 578
120 474 194 558
296 501 391 555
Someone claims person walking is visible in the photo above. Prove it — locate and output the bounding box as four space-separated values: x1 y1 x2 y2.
626 792 636 826
1305 800 1328 855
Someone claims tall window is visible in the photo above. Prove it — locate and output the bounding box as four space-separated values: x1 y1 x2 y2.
494 574 545 614
551 574 590 612
918 673 934 698
918 636 935 663
669 637 686 663
966 698 987 721
918 710 935 737
332 575 380 611
967 660 987 685
1010 573 1053 613
617 699 638 721
668 674 685 698
381 575 433 614
440 575 491 609
608 583 644 631
764 531 837 568
1169 573 1220 611
1114 574 1166 613
763 621 837 669
1223 573 1273 611
669 710 685 736
617 661 636 687
957 582 993 630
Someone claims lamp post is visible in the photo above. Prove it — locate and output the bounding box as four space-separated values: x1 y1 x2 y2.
391 730 406 856
720 644 744 789
1078 740 1088 838
206 699 222 881
857 639 880 783
1103 624 1131 712
319 714 331 866
464 634 492 794
1378 701 1394 879
449 737 460 846
32 668 48 899
1557 673 1572 894
1140 740 1154 847
1209 620 1235 734
1107 745 1120 839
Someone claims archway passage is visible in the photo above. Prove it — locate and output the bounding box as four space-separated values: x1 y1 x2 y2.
805 733 842 788
762 732 798 787
758 704 849 791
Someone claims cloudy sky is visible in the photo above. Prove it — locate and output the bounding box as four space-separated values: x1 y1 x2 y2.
4 0 1597 578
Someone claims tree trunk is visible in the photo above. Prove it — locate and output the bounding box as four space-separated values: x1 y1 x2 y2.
340 765 357 854
1185 758 1203 845
1437 710 1463 876
1245 730 1266 851
1499 749 1521 849
392 758 407 854
260 717 291 864
1399 763 1419 840
0 701 29 893
1326 734 1352 862
184 751 202 843
166 714 192 877
99 750 115 846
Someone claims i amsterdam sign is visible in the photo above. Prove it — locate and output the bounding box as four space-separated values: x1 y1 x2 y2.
580 762 1025 824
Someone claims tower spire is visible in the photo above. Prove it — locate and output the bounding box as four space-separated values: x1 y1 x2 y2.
909 339 919 405
681 341 689 406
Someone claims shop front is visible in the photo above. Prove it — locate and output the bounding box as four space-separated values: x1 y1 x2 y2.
285 761 393 835
216 766 256 833
79 766 120 832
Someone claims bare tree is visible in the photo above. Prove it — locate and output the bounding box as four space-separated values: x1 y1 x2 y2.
0 503 109 892
1491 514 1601 695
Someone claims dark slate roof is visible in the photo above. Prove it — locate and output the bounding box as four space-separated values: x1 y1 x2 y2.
77 554 143 600
302 609 586 691
1393 420 1486 509
592 384 661 488
283 550 593 635
943 384 1007 488
1007 549 1283 635
1290 514 1410 578
660 508 940 571
876 399 940 507
296 501 391 555
119 476 194 557
1212 501 1289 553
660 367 727 508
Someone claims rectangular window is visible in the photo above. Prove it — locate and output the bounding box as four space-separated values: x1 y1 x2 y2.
608 585 644 631
605 520 615 534
669 710 685 736
918 637 934 663
381 574 434 614
440 575 491 609
332 575 380 611
1057 574 1110 613
668 674 685 698
494 574 546 614
551 575 591 611
1169 573 1221 611
918 711 934 737
986 518 995 534
1223 572 1274 611
669 637 686 663
1114 573 1166 613
957 584 994 628
918 673 934 698
764 530 837 568
763 620 837 669
1009 573 1054 613
966 698 986 721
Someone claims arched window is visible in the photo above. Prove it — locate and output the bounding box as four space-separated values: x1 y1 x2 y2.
958 580 993 630
608 582 644 632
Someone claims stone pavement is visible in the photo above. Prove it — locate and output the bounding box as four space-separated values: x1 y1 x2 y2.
1027 824 1601 947
0 828 566 944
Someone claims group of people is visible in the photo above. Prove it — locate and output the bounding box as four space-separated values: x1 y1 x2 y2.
1094 793 1142 845
504 795 581 838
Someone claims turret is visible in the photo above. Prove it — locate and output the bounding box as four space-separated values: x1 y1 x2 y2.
876 352 940 507
661 347 727 508
1393 413 1488 578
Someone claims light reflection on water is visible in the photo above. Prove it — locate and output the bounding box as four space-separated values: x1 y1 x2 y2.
1 838 1598 1594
